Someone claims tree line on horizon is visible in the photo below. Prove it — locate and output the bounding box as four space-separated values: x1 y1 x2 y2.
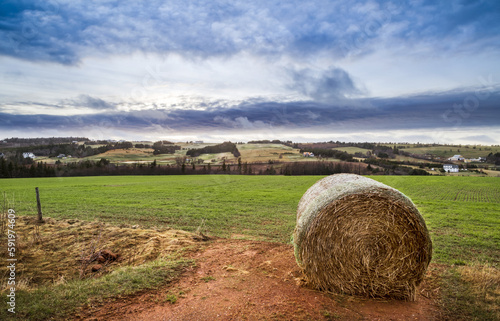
1 138 497 178
0 156 434 178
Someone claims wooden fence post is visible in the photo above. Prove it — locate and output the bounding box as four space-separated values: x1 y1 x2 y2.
35 187 43 222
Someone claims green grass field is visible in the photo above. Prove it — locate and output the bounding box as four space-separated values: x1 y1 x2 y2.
0 176 319 244
402 145 500 159
372 176 500 265
1 175 498 265
1 175 499 320
331 146 371 154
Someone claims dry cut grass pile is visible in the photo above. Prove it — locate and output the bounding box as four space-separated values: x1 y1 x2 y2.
293 174 432 301
0 216 201 291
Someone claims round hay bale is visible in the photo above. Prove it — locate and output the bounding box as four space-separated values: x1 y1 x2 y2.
293 174 432 301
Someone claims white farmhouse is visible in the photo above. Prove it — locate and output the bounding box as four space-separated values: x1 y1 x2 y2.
22 152 36 159
447 155 464 161
443 164 459 173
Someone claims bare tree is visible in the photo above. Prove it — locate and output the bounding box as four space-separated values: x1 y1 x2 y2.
175 156 187 166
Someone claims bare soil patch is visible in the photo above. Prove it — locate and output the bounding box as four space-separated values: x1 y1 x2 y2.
77 239 442 321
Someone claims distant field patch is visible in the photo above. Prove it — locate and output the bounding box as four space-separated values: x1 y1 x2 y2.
331 147 371 154
88 148 154 160
393 154 432 163
238 143 301 163
178 143 217 150
331 146 430 163
403 146 500 158
85 148 189 165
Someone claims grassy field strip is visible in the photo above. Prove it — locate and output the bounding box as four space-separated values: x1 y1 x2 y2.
1 175 498 265
0 176 320 243
372 176 500 265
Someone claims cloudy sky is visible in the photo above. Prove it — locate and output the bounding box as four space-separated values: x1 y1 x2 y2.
1 0 499 143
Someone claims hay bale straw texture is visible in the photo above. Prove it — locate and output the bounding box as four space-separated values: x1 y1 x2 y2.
293 174 432 301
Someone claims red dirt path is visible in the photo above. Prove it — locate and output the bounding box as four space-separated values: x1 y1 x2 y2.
76 238 442 320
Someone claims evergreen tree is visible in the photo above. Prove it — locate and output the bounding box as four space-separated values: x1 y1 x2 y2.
7 162 14 177
30 164 36 177
0 158 6 177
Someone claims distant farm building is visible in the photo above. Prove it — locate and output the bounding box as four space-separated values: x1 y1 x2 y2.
447 155 464 161
22 152 36 159
443 164 459 173
57 154 66 158
303 152 315 157
0 153 4 158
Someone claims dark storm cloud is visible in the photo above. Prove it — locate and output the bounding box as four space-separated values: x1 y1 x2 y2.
2 89 499 135
63 95 116 110
0 95 116 111
290 67 362 103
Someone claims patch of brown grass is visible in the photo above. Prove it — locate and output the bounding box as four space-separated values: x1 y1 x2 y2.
0 216 201 291
99 148 154 156
458 264 500 318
